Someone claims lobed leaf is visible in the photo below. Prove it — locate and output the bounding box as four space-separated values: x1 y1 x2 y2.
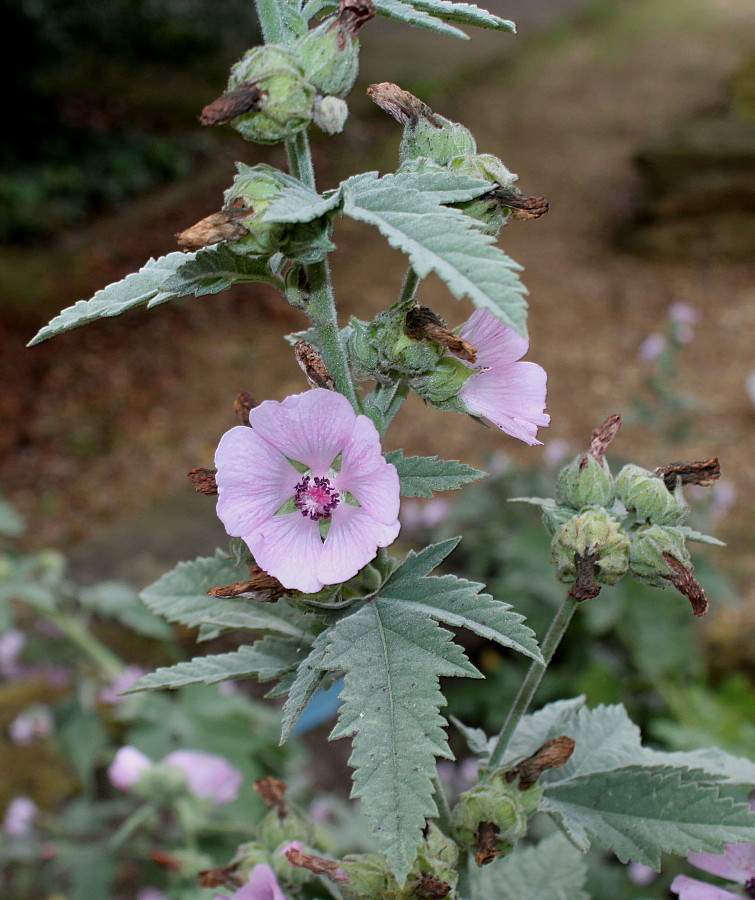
384 449 486 497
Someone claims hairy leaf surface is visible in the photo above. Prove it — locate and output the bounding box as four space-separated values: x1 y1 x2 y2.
384 450 486 497
280 630 331 742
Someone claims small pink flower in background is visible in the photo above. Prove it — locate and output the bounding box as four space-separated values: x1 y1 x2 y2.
108 746 243 805
2 796 38 838
627 861 657 886
162 749 243 805
687 480 737 526
671 833 755 900
542 438 572 468
0 629 25 677
400 498 450 532
638 332 667 362
98 665 146 704
215 388 400 593
456 310 549 446
8 704 53 745
136 889 168 900
214 863 288 900
668 302 700 345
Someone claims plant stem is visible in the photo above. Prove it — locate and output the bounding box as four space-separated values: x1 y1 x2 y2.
254 0 285 43
396 267 420 311
45 611 123 680
487 594 578 768
432 773 453 834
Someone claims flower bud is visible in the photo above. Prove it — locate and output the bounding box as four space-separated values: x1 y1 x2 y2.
295 2 368 98
258 806 315 852
413 823 458 894
616 463 689 525
348 308 445 382
628 524 691 587
227 45 314 144
551 509 630 587
339 853 396 900
313 95 349 134
451 776 541 861
555 454 615 510
414 357 473 404
231 841 271 880
541 503 576 535
400 114 478 167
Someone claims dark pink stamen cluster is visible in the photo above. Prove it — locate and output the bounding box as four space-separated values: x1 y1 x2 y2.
293 475 340 520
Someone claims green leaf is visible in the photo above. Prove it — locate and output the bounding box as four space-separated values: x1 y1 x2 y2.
28 252 195 345
139 550 304 638
358 0 469 37
149 244 284 306
450 715 489 756
78 581 172 640
384 449 486 497
678 526 726 547
125 639 302 692
323 599 479 882
641 746 755 786
541 765 755 868
342 172 528 335
280 630 331 743
306 0 513 35
470 833 588 900
498 696 588 763
0 496 24 538
263 184 343 224
407 0 515 32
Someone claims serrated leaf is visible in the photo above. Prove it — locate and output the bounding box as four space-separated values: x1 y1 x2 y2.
642 747 755 786
139 550 304 638
78 581 172 640
408 0 515 32
364 0 470 37
380 542 543 662
470 833 588 900
541 765 755 868
125 639 301 692
342 172 528 335
149 244 284 306
280 630 331 743
323 599 479 882
28 252 195 345
384 450 486 497
263 183 343 224
450 715 489 756
678 526 726 547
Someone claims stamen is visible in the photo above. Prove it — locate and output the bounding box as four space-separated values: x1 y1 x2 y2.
293 475 340 521
744 878 755 899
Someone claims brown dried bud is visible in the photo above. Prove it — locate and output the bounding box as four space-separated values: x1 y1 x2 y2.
366 82 439 125
655 458 721 491
285 846 348 883
504 736 576 790
149 850 181 870
188 467 218 495
569 551 602 602
662 553 710 616
584 413 622 467
489 188 549 221
234 391 257 425
254 776 288 815
405 306 477 363
175 206 251 250
198 862 243 889
294 340 335 390
207 566 287 602
339 0 376 39
473 821 501 867
413 874 451 899
200 83 267 126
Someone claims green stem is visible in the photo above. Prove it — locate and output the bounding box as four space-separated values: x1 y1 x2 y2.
108 803 156 849
396 267 420 311
432 773 453 834
382 381 409 431
487 594 578 769
45 611 123 679
254 0 285 43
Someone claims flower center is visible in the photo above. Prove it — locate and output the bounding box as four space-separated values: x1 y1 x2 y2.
293 475 340 521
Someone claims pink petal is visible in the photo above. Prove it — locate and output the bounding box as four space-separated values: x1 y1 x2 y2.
2 796 38 838
247 512 326 593
317 503 400 586
215 426 301 537
459 309 529 367
459 360 549 445
670 875 742 900
108 746 152 792
689 845 755 884
247 390 356 474
233 864 287 900
334 416 400 524
162 750 242 805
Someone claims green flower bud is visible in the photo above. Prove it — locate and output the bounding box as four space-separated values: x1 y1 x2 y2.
295 17 360 98
399 114 478 168
451 776 541 858
551 509 630 586
628 524 691 587
347 317 381 379
133 763 188 802
228 45 314 144
348 308 445 382
414 356 473 404
231 841 271 880
555 453 615 510
616 464 689 526
313 95 349 134
258 806 315 851
340 853 398 900
413 823 458 894
541 502 576 535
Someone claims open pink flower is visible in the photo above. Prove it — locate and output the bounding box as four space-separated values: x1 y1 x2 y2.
215 389 400 593
457 310 549 445
214 863 287 900
671 840 755 900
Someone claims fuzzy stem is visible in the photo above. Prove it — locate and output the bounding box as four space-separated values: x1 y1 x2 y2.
487 594 578 768
254 0 286 43
432 772 453 834
396 267 421 311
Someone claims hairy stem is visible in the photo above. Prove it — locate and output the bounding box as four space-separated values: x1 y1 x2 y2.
396 267 421 310
254 0 285 43
487 594 578 768
432 772 453 834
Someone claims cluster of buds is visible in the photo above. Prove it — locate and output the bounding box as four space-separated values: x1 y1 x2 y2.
200 0 375 142
368 82 548 235
529 415 720 613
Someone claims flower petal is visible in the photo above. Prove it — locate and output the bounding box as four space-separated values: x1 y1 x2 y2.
670 875 743 900
215 426 300 536
459 360 549 445
459 309 529 367
233 864 287 900
247 389 356 474
108 746 152 792
162 749 242 805
317 503 400 586
689 844 755 884
246 512 325 593
334 415 400 524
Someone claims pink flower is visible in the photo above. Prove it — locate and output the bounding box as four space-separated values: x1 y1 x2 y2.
162 750 243 805
215 389 400 593
638 332 667 362
456 310 549 446
671 841 755 900
2 796 38 838
108 746 152 791
216 863 288 900
0 629 25 678
8 704 53 745
98 665 146 704
136 890 169 900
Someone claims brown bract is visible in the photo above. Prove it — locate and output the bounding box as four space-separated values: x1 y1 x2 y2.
285 846 349 882
254 775 288 815
366 82 439 125
504 735 576 790
405 306 477 363
473 821 501 866
339 0 376 39
187 467 218 495
197 862 243 889
663 553 711 616
200 83 267 126
234 391 258 425
294 340 335 390
413 873 452 899
655 457 721 490
207 566 287 602
583 413 622 467
490 188 550 221
175 205 251 250
569 550 602 602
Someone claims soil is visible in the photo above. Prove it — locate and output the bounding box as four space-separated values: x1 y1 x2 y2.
1 0 754 599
